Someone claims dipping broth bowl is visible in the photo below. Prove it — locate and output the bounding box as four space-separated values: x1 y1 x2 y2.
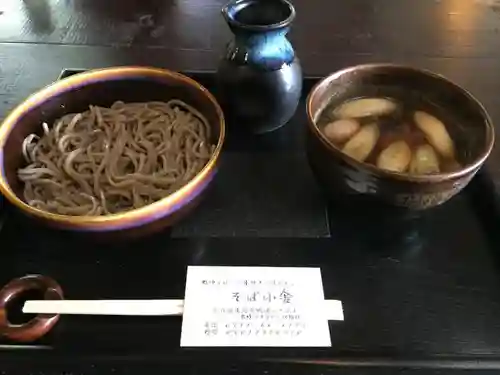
306 64 495 210
0 66 225 237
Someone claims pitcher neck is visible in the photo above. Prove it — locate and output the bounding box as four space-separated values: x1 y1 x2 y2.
222 0 296 32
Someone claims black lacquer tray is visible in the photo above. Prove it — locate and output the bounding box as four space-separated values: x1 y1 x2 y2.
1 70 500 374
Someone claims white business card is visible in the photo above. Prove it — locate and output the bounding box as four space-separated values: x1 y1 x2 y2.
180 266 332 347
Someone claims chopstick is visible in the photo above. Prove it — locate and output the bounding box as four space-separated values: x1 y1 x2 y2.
23 299 344 320
23 299 184 316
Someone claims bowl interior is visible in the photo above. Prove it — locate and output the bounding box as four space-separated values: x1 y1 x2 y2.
308 65 494 178
1 69 223 206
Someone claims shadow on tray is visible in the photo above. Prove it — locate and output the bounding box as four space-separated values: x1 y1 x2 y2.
326 169 500 263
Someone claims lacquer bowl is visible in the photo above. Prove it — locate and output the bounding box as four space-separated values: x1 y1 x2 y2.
0 66 225 237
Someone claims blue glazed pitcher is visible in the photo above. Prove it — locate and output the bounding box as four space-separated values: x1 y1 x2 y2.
217 0 302 134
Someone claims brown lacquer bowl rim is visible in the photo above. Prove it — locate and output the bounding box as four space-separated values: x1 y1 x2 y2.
306 63 495 183
0 66 226 228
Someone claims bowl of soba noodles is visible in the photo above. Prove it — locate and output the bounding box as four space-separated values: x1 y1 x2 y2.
306 64 494 210
0 66 225 236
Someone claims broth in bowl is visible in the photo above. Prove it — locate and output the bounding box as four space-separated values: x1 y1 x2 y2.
316 84 474 175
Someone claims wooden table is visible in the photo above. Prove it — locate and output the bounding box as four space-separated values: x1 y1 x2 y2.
2 0 500 374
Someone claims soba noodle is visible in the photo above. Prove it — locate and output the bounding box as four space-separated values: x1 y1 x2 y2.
17 100 215 216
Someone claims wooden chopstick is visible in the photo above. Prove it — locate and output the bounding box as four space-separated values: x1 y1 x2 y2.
23 299 344 320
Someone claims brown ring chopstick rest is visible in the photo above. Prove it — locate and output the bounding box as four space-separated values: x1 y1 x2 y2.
0 275 63 342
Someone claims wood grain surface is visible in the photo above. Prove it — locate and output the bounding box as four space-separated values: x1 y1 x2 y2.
2 0 500 143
